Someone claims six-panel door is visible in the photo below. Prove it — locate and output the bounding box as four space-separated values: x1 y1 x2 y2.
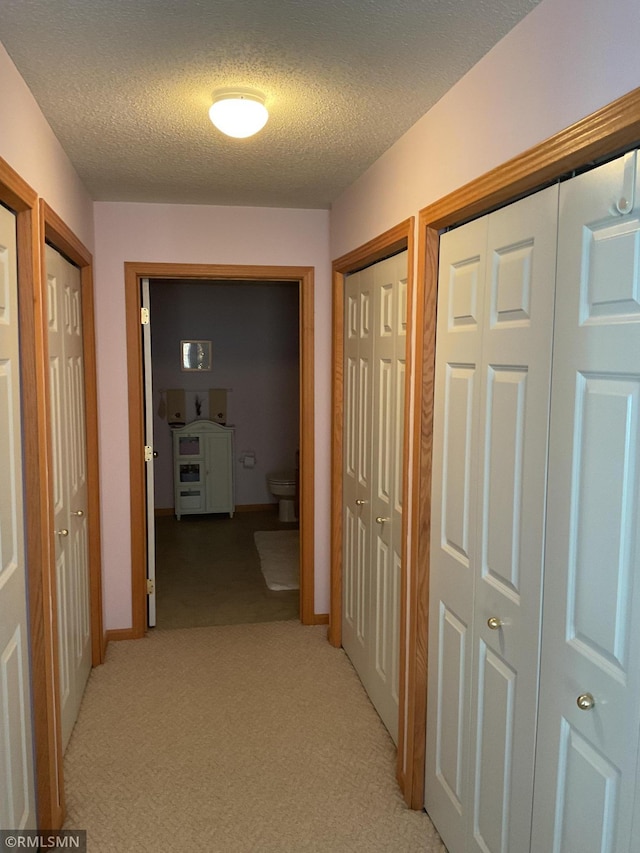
0 202 37 829
531 152 640 853
425 186 559 852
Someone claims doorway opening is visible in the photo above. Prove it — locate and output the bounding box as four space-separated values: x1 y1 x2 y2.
147 278 301 628
125 263 316 638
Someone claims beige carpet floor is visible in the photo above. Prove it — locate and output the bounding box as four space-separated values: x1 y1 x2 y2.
63 622 446 852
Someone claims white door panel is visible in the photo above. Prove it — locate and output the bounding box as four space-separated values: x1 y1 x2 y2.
0 203 36 829
46 244 91 752
343 268 371 680
426 216 487 853
531 152 640 853
343 251 406 742
426 186 559 853
469 186 558 853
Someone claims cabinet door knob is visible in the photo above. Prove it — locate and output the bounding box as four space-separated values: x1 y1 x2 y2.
71 509 84 517
375 516 390 524
487 616 503 630
355 499 367 506
56 528 69 537
577 693 595 711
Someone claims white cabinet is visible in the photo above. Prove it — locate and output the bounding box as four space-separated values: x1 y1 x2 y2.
425 150 640 853
172 420 234 519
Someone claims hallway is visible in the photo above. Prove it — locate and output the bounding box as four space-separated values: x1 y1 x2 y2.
62 621 445 852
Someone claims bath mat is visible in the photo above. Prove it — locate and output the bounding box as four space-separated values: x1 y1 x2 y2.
254 530 299 590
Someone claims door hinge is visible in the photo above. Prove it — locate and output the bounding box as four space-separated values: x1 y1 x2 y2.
141 307 150 325
144 445 153 462
146 578 155 595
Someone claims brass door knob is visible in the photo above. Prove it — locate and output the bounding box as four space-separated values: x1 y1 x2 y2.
487 616 503 630
56 528 69 537
71 509 84 517
355 499 367 506
577 693 595 711
375 516 390 524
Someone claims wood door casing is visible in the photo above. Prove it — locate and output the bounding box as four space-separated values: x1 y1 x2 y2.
0 201 37 830
406 86 640 811
331 220 415 788
124 263 316 637
0 165 101 833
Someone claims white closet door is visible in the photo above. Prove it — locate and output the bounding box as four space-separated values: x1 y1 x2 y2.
46 244 91 751
342 251 407 742
425 216 487 853
0 204 36 829
468 186 558 853
531 152 640 853
367 252 407 740
426 186 558 852
343 267 373 682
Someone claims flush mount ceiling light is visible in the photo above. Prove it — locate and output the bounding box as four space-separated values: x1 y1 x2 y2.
208 88 269 139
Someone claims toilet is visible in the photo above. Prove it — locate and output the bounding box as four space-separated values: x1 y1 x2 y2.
267 469 297 522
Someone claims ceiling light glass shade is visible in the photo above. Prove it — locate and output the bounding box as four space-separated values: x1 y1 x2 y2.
209 89 268 138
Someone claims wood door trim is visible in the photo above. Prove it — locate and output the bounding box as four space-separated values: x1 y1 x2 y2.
404 85 640 809
0 158 62 828
124 262 316 637
329 218 414 794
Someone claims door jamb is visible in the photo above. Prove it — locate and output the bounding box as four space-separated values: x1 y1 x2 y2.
329 218 415 794
403 86 640 809
124 262 316 638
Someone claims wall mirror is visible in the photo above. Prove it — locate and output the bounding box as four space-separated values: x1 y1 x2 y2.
181 340 212 371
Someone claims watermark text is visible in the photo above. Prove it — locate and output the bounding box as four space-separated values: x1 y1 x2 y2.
0 831 86 851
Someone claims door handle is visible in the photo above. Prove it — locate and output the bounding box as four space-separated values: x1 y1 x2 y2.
487 616 503 630
355 499 367 506
375 516 390 524
71 509 84 517
56 528 69 537
577 693 595 711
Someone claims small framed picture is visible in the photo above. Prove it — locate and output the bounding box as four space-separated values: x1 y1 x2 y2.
181 340 212 371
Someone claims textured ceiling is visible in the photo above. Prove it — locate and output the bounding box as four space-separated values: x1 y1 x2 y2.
0 0 541 208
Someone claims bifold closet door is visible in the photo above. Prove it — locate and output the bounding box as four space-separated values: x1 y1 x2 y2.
343 265 373 683
531 152 640 853
342 251 407 741
425 186 558 853
46 244 91 751
0 204 37 828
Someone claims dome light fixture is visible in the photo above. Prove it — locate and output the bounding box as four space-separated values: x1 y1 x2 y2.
208 88 269 139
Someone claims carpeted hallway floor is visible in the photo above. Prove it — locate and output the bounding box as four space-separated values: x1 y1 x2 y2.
63 621 446 852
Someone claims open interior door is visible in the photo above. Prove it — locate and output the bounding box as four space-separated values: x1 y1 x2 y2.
142 277 156 627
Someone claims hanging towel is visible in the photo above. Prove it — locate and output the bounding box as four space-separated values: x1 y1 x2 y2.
166 389 186 426
209 388 227 425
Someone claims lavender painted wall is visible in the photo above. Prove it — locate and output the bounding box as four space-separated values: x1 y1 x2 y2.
149 281 299 509
330 0 640 256
0 44 94 250
4 0 639 634
93 202 331 628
